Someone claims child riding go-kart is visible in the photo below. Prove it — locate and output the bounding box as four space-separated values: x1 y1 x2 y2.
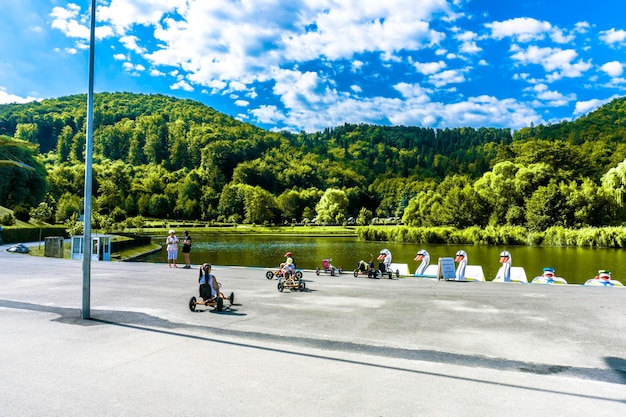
277 258 306 292
266 251 303 280
189 263 234 312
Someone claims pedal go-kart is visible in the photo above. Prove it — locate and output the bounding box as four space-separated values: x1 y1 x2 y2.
353 260 376 278
316 258 343 276
354 263 400 279
277 273 306 292
189 282 234 312
266 267 303 280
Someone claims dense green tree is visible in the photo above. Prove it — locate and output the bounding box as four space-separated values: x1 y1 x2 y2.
525 183 568 231
243 185 276 224
14 123 39 143
562 179 620 227
55 192 81 222
175 171 203 219
0 136 48 209
148 194 170 218
356 207 373 225
315 189 349 223
56 126 74 163
218 183 245 222
277 189 303 222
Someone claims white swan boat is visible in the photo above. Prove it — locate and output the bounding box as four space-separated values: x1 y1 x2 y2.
492 250 527 283
584 270 624 287
531 267 567 285
454 250 485 281
413 249 438 278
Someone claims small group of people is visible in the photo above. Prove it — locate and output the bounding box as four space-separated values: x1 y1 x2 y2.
166 230 192 268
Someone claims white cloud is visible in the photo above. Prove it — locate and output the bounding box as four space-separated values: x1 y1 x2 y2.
50 5 89 39
414 60 447 75
97 0 188 35
510 45 592 80
600 28 626 45
486 17 552 42
120 36 147 54
50 4 113 40
393 82 431 101
170 80 194 92
390 95 541 129
455 31 481 54
234 100 249 107
0 87 41 105
429 69 465 87
573 96 620 115
92 0 456 94
535 89 575 107
601 61 624 77
250 105 287 125
122 62 144 72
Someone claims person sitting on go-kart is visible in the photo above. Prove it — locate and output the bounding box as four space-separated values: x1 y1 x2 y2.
280 251 296 268
281 257 296 282
198 263 219 301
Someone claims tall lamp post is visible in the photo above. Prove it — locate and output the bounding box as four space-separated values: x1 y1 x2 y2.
82 0 96 319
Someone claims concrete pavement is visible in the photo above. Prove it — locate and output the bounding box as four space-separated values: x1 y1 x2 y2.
0 247 625 416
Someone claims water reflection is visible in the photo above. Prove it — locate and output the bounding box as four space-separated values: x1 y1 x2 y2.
138 233 626 285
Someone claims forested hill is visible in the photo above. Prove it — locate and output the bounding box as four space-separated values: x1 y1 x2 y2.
2 92 626 232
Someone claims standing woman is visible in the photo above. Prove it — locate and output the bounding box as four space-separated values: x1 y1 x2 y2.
166 230 179 268
182 231 192 269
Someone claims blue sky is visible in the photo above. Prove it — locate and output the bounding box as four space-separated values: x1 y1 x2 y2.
1 0 625 133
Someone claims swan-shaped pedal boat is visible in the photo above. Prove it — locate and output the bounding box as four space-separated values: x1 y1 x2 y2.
584 270 623 287
531 267 567 285
492 250 527 283
453 250 485 281
413 249 438 278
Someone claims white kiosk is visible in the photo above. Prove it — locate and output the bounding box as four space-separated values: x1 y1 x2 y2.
71 234 111 261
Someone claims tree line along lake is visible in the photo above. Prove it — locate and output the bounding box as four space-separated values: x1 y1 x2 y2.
137 233 626 285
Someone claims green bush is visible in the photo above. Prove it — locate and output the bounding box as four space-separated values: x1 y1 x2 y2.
0 226 69 244
12 204 31 222
357 225 626 248
1 213 16 226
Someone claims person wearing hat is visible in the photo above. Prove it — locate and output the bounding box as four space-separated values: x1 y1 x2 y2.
281 251 296 269
166 230 179 268
281 257 296 280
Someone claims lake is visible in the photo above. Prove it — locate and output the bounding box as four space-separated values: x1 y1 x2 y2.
138 233 626 285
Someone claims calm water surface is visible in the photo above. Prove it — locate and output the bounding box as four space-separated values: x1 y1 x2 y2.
139 233 626 285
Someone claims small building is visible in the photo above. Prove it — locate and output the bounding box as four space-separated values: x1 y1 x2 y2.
70 234 112 261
